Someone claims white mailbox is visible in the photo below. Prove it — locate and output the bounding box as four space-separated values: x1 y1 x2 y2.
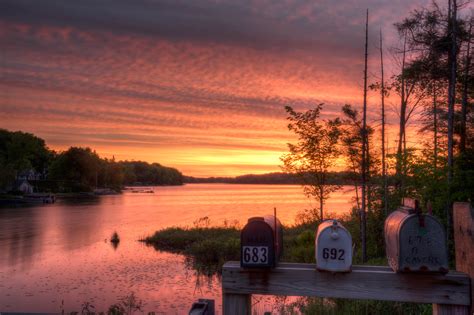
315 219 352 272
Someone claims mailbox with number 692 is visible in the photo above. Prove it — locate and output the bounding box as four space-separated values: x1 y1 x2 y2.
240 215 282 268
315 219 352 272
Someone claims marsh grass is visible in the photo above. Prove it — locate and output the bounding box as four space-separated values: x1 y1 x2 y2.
141 226 240 275
280 296 431 315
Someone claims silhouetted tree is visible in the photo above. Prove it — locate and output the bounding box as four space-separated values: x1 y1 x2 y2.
49 147 101 192
281 105 342 221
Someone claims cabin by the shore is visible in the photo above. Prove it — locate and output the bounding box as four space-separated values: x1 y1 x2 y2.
11 179 34 194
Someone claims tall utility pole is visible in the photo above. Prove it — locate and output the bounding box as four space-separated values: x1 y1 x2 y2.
433 85 438 172
460 20 472 153
397 34 407 196
380 29 387 216
361 9 369 262
447 0 457 248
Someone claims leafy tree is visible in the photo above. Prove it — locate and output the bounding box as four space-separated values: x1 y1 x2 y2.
393 2 472 251
340 104 378 209
119 161 183 186
0 129 52 190
281 105 342 221
49 147 101 192
98 158 124 190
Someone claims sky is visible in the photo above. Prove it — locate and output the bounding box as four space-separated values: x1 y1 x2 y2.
0 0 435 177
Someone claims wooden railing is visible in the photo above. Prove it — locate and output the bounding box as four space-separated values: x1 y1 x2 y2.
222 202 473 315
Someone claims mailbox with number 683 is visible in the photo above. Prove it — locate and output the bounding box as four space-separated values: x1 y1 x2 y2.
240 215 282 268
315 219 352 272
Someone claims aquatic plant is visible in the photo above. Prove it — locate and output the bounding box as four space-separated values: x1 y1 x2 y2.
111 231 120 243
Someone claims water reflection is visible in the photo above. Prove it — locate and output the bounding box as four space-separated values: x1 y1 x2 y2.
57 197 104 251
0 207 42 270
0 184 355 313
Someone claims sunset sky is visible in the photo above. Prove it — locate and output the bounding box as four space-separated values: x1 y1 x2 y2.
0 0 435 177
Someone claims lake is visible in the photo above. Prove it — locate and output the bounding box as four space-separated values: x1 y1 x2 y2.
0 184 356 314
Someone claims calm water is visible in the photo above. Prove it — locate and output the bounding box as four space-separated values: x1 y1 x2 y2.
0 184 355 314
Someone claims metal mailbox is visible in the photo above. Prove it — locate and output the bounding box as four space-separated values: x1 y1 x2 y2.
240 215 282 268
315 219 352 272
384 199 448 273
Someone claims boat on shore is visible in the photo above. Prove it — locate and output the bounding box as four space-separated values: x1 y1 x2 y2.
23 193 56 203
0 193 56 206
93 188 120 195
128 187 154 193
131 189 154 193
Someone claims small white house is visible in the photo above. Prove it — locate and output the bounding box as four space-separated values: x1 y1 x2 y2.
18 169 42 181
14 179 34 194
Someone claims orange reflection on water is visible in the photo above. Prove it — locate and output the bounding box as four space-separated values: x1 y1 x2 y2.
0 184 356 313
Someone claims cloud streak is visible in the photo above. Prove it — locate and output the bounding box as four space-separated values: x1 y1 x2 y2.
0 0 432 176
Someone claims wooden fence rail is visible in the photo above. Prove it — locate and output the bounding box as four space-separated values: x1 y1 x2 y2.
222 202 473 315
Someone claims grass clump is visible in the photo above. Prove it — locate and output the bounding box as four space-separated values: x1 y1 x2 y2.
111 231 120 243
141 226 240 275
281 297 431 315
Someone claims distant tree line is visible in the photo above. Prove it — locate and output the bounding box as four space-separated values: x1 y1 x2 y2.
184 171 357 185
0 129 183 193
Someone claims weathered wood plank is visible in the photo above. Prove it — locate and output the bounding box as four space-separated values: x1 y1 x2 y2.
432 304 470 315
453 202 474 314
222 292 250 315
222 262 470 306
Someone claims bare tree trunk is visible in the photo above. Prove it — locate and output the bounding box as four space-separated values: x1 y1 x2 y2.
361 9 369 262
446 0 457 250
397 34 407 197
403 130 407 176
319 186 324 221
367 135 371 213
354 182 361 212
380 29 388 216
349 156 361 211
460 21 472 153
433 85 438 172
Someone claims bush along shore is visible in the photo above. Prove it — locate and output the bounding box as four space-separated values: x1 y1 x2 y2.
141 212 431 314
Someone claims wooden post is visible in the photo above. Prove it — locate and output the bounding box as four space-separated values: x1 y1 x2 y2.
453 202 473 314
223 291 250 315
432 304 469 315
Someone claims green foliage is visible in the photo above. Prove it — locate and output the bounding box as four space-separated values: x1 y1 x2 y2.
452 150 474 202
142 224 240 275
283 229 315 263
48 148 184 192
62 293 145 315
185 171 356 185
49 147 101 192
0 129 183 193
281 105 342 220
119 161 183 186
0 129 52 190
282 296 431 315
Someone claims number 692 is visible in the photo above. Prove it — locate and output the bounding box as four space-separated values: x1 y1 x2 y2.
322 248 345 260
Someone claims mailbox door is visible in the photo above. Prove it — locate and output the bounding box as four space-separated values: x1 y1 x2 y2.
385 210 405 271
241 220 275 268
399 215 448 273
